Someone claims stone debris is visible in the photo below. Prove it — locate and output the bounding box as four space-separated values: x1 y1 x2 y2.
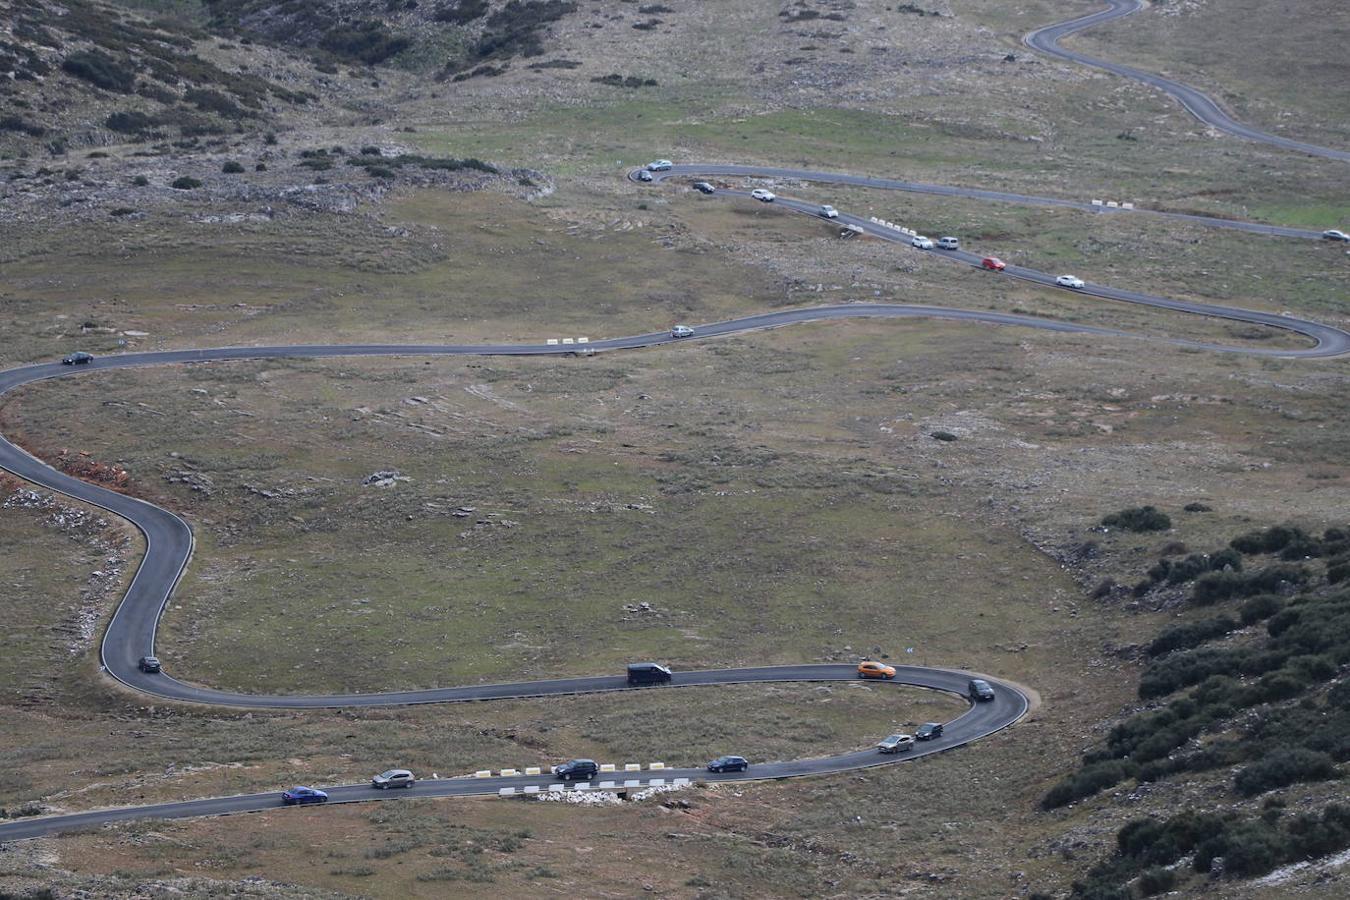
362 470 410 487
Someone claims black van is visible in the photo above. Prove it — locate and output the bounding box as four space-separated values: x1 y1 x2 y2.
627 662 673 686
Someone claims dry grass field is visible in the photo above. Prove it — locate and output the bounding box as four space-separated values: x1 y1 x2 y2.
1 0 1348 897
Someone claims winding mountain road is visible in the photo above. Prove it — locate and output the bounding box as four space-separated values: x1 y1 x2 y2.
1024 0 1350 162
3 0 1348 843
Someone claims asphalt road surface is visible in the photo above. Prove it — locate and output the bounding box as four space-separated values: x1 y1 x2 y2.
1023 0 1350 162
650 163 1329 240
0 665 1024 840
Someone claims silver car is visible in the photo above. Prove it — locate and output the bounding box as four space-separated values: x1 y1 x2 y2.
877 734 915 754
670 325 695 338
371 768 415 789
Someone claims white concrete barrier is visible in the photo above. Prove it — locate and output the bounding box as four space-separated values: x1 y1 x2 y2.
649 762 666 770
474 770 492 778
1122 202 1135 210
599 763 617 773
562 338 575 345
673 777 690 786
598 780 616 789
548 784 564 793
575 782 591 791
624 763 641 772
524 785 540 794
524 767 541 776
499 768 518 777
499 787 516 796
649 778 666 787
1091 199 1103 206
624 779 641 787
546 339 559 345
1106 200 1119 208
577 337 589 344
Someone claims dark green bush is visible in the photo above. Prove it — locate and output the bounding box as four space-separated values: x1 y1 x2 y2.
62 50 135 92
170 175 201 189
319 21 411 65
1231 525 1311 556
1101 506 1171 533
1286 803 1350 859
1194 818 1287 877
1193 565 1307 605
1140 649 1248 699
1147 616 1237 657
221 160 244 173
106 110 157 133
131 175 150 186
185 87 246 118
1240 594 1284 625
1136 868 1175 896
1234 748 1338 797
1041 759 1136 809
435 0 489 23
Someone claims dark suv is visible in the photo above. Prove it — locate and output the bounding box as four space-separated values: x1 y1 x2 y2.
552 759 599 781
627 662 672 685
138 656 161 673
967 678 995 702
915 722 944 741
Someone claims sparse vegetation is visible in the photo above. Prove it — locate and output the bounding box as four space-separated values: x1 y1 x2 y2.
1101 505 1171 533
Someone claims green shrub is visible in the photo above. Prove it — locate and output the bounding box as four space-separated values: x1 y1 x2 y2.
1194 819 1287 877
1193 565 1307 605
1042 759 1136 809
435 0 489 24
1140 649 1248 699
1136 867 1175 896
106 110 157 134
1231 525 1311 556
62 50 135 93
1240 594 1284 625
131 175 150 186
1147 616 1236 657
221 160 244 173
1101 506 1171 533
170 175 202 189
185 87 246 118
1286 803 1350 859
1234 748 1338 797
320 21 411 64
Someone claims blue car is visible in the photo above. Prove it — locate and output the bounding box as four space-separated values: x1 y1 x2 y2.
281 786 328 806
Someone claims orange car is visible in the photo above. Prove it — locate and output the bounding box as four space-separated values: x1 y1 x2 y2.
857 660 896 680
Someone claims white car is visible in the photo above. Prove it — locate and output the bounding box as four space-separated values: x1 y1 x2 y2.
1055 274 1086 289
670 325 695 338
820 205 838 219
645 159 673 171
911 236 934 250
1324 229 1350 242
936 236 960 250
750 188 775 202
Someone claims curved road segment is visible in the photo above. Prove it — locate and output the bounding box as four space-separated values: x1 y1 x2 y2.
1024 0 1350 162
0 666 1024 841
